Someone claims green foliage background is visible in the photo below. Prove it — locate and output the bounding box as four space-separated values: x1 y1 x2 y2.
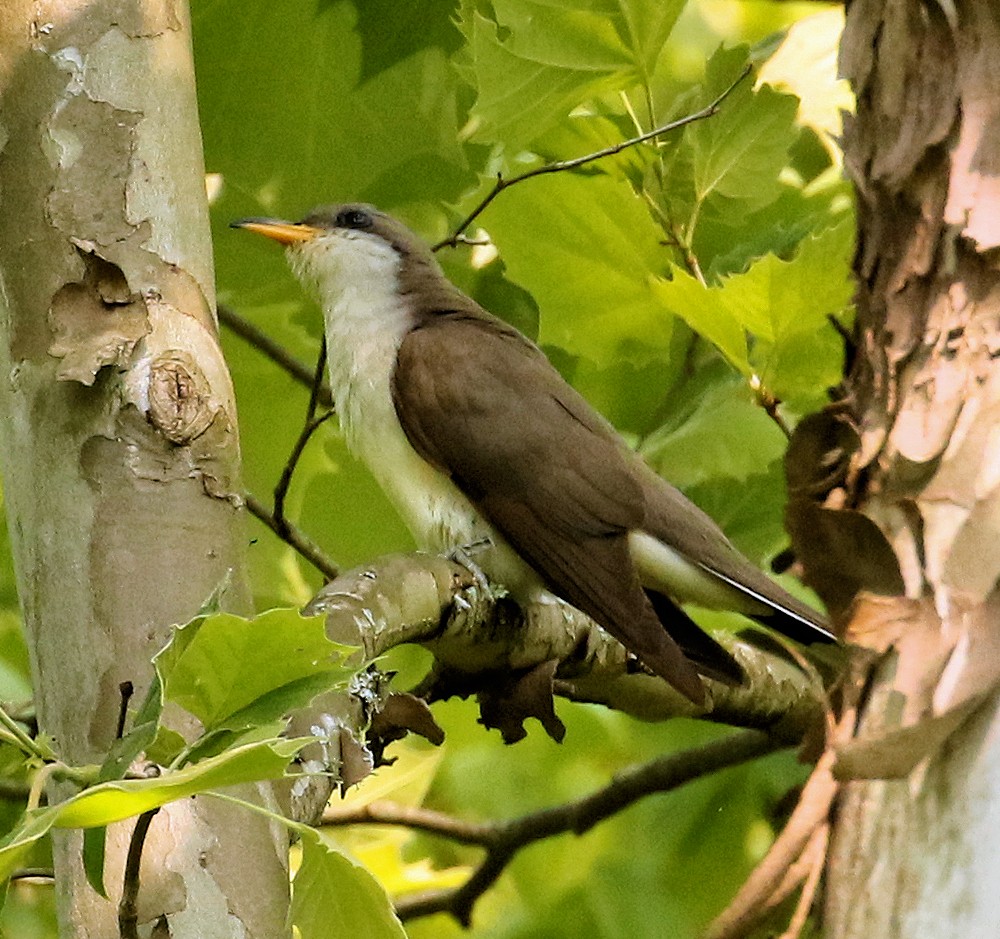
0 0 852 935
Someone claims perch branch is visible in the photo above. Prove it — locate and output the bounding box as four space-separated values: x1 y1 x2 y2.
305 552 830 740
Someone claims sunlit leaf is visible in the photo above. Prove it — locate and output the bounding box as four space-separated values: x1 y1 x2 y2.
484 172 675 368
291 830 406 939
52 738 305 829
155 608 355 733
456 0 684 151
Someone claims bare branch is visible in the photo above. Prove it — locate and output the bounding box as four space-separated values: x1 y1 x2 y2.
244 492 340 582
434 65 752 250
703 726 842 939
217 303 333 408
326 729 780 926
118 808 159 939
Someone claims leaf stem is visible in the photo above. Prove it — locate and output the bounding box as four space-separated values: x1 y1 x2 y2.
0 702 50 761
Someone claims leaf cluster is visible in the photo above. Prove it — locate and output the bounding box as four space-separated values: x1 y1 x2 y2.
0 607 407 937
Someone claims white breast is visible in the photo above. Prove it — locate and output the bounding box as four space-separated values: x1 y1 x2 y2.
291 231 540 596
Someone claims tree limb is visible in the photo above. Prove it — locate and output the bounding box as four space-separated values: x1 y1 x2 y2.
324 729 781 926
305 552 831 741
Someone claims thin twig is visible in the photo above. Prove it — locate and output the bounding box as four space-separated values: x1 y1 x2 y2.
776 823 830 939
749 374 792 440
0 702 49 761
325 728 781 926
244 492 340 582
272 410 335 533
118 808 159 939
116 682 133 740
217 304 333 408
273 341 334 533
703 734 840 939
323 801 495 846
434 64 752 250
218 307 340 579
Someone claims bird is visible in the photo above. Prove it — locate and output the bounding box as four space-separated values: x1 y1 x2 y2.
232 203 836 705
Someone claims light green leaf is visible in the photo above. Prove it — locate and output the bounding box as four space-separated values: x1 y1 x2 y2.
0 808 60 882
483 172 675 367
657 45 801 243
52 738 304 830
729 219 854 343
456 0 683 151
614 0 687 80
156 608 355 733
0 738 306 883
653 220 852 398
650 267 749 373
291 829 406 939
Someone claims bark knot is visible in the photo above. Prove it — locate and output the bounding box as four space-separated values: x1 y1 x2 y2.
147 352 215 444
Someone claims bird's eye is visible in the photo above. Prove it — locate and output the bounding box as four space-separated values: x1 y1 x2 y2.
336 208 373 230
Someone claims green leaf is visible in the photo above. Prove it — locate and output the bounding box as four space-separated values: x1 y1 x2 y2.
653 219 852 404
0 808 60 882
155 608 355 733
728 220 853 344
195 0 468 215
52 737 305 829
483 172 675 368
641 375 787 490
650 266 749 373
456 0 684 151
145 727 186 768
0 738 305 885
687 48 800 214
353 0 464 82
82 827 108 899
291 829 406 939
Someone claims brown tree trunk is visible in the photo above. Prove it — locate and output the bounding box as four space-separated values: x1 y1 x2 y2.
0 1 289 934
818 1 1000 934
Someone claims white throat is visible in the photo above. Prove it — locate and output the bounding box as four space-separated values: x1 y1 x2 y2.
289 230 412 452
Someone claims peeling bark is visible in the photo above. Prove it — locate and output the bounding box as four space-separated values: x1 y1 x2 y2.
0 2 289 936
791 1 1000 936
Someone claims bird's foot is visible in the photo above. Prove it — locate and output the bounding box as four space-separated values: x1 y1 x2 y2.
448 538 497 598
447 539 498 629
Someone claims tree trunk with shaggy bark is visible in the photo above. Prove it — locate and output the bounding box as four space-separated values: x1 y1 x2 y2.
792 2 1000 935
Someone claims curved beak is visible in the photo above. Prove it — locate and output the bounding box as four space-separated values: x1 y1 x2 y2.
230 217 321 245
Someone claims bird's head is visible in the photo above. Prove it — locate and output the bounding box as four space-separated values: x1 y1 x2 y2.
231 204 439 306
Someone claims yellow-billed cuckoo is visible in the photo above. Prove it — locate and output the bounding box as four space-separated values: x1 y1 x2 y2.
233 204 836 705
